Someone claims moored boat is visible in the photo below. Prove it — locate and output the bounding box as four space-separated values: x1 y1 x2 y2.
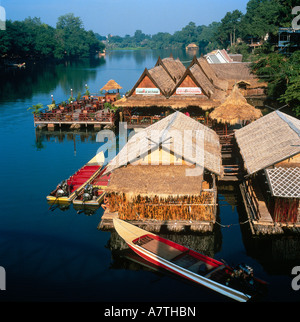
72 167 111 206
47 151 104 205
113 218 267 302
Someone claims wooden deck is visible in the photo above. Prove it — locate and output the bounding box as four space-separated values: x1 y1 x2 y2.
217 131 243 182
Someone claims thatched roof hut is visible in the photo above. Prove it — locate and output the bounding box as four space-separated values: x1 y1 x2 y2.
235 110 300 175
105 111 223 176
209 85 262 125
101 80 122 91
104 111 221 226
127 65 175 97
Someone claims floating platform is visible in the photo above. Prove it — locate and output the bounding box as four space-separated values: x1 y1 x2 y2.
240 182 300 235
98 211 215 233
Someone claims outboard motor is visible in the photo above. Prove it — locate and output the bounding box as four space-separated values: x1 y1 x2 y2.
82 184 93 201
228 263 256 293
56 180 69 197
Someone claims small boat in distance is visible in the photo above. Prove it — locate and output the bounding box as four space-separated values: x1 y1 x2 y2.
113 218 267 302
47 151 104 205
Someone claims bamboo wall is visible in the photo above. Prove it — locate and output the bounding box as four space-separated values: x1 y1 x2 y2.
272 197 299 223
107 192 216 222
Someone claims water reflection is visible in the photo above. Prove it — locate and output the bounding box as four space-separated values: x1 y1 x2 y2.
0 57 106 101
34 128 99 152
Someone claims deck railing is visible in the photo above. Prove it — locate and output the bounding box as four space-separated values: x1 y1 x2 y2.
124 115 211 126
34 111 114 124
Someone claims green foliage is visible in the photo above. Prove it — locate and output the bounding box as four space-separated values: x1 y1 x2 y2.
106 21 221 52
27 103 43 115
216 10 243 46
251 51 300 116
0 14 105 61
85 85 90 97
104 102 119 112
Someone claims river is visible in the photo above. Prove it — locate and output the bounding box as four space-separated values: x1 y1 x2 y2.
0 49 299 302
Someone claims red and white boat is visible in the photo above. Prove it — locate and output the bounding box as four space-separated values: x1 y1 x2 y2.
113 218 267 302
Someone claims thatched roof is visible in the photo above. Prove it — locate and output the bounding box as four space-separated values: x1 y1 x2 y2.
168 63 226 101
148 65 176 96
101 79 122 91
156 56 186 83
128 66 175 97
235 110 300 175
209 85 263 125
105 111 223 176
113 95 220 110
211 62 254 80
189 56 228 92
106 165 204 196
189 64 215 97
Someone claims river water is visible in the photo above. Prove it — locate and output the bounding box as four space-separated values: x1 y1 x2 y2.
0 49 299 303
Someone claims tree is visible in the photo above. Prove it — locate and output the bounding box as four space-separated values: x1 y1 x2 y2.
251 51 300 116
217 10 243 47
55 13 103 58
241 0 282 40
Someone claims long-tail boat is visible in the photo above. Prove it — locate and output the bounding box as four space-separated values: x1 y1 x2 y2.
113 218 267 302
72 168 111 207
46 151 104 205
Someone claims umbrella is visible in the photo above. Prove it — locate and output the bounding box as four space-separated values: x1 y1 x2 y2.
101 80 122 92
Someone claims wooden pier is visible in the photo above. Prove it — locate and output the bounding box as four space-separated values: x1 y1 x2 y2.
217 130 243 182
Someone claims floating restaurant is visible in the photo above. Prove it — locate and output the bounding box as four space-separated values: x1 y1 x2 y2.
236 111 300 235
33 80 123 130
99 111 223 232
115 53 266 128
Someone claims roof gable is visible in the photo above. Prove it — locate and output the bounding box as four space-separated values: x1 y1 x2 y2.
128 67 172 97
105 111 223 176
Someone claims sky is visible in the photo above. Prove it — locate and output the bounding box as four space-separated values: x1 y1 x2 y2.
1 0 249 37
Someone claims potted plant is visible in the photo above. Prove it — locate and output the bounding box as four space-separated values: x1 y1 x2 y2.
27 103 43 116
